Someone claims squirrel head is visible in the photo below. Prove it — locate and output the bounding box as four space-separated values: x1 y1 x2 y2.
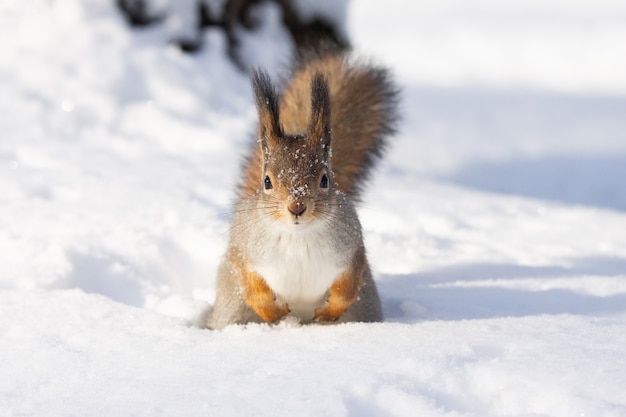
252 69 334 228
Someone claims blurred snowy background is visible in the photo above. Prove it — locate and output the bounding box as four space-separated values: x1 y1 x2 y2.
1 1 626 416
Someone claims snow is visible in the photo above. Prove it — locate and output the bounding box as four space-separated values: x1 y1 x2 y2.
2 0 626 416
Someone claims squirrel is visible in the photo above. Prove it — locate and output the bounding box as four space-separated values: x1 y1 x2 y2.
206 51 399 330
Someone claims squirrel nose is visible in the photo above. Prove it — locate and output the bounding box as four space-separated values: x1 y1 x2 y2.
288 202 306 217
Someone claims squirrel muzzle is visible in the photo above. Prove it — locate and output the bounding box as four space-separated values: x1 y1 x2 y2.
287 200 307 217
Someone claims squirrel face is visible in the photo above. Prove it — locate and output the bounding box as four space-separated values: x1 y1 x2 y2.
261 134 333 227
252 69 335 229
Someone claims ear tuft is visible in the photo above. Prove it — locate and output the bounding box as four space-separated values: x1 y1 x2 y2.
309 73 331 152
252 69 282 148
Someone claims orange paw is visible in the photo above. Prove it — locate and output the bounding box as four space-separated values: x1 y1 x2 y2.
256 302 290 323
314 304 346 322
242 268 290 323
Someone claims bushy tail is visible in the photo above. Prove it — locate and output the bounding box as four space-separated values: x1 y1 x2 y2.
279 52 400 200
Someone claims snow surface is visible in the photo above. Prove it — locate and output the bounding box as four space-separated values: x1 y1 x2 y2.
2 0 626 416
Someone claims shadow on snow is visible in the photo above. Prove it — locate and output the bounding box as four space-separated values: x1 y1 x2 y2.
399 85 626 211
443 154 626 211
379 256 626 322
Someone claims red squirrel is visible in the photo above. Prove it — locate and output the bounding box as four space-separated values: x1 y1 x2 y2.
207 51 398 329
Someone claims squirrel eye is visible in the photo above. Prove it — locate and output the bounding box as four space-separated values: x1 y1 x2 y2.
264 175 273 190
320 173 329 189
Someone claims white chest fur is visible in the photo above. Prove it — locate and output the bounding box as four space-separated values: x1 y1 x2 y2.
251 223 347 319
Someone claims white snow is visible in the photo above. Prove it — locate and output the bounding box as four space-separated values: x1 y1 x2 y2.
2 0 626 416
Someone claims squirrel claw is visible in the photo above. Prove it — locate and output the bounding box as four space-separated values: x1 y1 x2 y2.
313 307 341 323
257 303 290 323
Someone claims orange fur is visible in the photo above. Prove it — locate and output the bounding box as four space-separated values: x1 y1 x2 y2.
314 247 366 322
241 266 290 323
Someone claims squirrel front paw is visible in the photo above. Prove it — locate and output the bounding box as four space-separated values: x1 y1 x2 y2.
314 304 346 323
242 270 291 323
314 269 361 322
256 301 290 323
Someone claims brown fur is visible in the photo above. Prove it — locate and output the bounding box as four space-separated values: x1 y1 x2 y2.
240 52 398 200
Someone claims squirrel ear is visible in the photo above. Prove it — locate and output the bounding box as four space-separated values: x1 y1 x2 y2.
252 68 282 153
309 73 331 156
